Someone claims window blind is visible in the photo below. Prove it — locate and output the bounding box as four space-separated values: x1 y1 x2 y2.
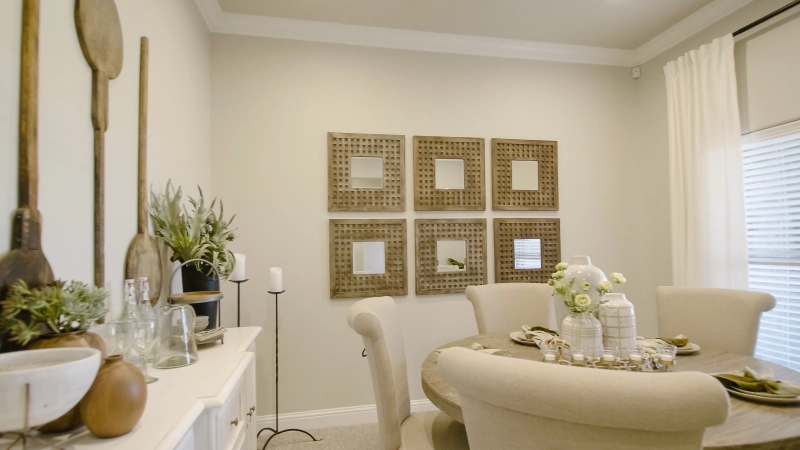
743 126 800 370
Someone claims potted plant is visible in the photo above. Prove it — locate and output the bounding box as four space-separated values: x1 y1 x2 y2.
150 181 237 325
0 279 109 432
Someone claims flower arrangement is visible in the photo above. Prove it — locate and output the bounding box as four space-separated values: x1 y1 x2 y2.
150 180 237 278
0 280 109 345
548 262 626 314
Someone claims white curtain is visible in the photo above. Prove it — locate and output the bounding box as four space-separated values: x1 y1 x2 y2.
664 34 748 289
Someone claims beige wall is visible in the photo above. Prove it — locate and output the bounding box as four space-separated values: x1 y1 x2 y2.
211 35 649 414
0 0 212 317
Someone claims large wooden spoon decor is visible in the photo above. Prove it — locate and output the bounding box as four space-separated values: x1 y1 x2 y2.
0 0 54 300
124 37 162 305
75 0 124 289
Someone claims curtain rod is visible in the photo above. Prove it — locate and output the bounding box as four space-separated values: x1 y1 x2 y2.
733 0 800 36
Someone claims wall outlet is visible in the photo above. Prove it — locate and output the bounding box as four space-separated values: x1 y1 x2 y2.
632 66 641 79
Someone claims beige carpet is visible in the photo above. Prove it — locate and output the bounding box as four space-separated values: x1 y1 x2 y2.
257 423 378 450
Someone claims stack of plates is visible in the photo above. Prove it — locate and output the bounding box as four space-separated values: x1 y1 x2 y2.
194 315 209 333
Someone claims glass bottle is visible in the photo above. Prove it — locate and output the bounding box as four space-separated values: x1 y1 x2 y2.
122 279 142 323
138 277 158 322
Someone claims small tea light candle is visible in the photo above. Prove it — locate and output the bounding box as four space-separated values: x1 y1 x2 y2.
660 354 673 362
630 354 643 362
602 354 615 362
270 267 283 292
545 353 556 361
573 353 585 362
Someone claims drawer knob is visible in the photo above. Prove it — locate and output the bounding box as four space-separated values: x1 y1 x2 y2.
231 418 239 426
247 411 253 418
249 406 256 413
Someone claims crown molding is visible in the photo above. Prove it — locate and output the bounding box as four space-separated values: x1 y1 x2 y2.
632 0 753 65
194 0 753 67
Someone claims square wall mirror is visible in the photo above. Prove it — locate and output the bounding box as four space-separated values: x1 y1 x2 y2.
352 241 386 274
435 159 465 190
511 160 539 191
437 240 467 272
350 157 384 189
513 238 542 269
330 219 407 298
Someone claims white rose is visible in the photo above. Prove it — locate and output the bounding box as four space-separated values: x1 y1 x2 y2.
611 273 626 284
598 280 613 292
555 262 569 271
554 282 568 296
581 281 591 292
574 294 592 308
552 271 565 280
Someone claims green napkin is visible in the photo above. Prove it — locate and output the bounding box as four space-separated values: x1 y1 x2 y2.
713 367 800 395
659 334 689 347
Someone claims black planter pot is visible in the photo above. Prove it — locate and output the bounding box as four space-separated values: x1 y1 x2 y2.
181 264 220 329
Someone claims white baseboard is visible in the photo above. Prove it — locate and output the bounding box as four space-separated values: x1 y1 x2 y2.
255 399 435 431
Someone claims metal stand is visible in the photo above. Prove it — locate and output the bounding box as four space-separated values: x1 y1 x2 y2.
257 291 319 449
229 279 249 327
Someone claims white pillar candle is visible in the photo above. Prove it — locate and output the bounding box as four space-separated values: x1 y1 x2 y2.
230 254 246 281
544 353 556 361
573 353 585 362
270 267 283 292
603 354 615 362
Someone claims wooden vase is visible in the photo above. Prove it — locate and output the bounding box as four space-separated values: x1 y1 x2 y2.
26 330 106 433
79 355 147 438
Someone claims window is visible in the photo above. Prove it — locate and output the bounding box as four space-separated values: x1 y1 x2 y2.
742 121 800 370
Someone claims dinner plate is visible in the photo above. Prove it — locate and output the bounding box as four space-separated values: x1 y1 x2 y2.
726 388 800 404
677 342 701 355
510 331 539 346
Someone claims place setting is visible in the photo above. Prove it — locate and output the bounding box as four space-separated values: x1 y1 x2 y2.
712 367 800 405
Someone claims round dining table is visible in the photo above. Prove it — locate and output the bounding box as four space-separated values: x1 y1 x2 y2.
422 333 800 450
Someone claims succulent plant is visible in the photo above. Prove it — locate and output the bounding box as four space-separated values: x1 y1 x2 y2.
149 180 237 278
0 280 109 345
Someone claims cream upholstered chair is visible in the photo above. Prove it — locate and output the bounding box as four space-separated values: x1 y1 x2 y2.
347 297 469 450
656 286 776 356
439 347 729 450
465 283 555 334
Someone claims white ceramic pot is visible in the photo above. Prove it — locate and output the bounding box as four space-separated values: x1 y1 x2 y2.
0 348 101 432
598 293 637 352
554 256 608 332
561 312 604 358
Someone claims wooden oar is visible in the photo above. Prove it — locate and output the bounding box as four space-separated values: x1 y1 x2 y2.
0 0 54 300
75 0 124 289
124 37 162 305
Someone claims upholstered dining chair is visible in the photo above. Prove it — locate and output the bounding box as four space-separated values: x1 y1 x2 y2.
656 286 776 356
439 347 729 450
347 296 469 450
465 283 555 334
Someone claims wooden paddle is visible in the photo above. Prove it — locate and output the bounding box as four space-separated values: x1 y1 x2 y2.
124 37 162 306
75 0 124 289
0 0 54 301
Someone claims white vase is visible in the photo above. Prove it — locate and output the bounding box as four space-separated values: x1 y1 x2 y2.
598 293 637 352
554 256 608 333
560 312 603 358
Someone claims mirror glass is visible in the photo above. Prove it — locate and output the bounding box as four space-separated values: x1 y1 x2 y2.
351 157 384 189
513 238 542 270
352 241 386 274
511 160 539 191
435 159 465 190
436 240 467 272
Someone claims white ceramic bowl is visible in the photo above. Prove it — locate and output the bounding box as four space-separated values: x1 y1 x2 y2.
194 315 209 333
0 347 102 432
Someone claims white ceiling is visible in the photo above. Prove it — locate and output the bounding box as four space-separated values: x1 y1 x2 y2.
217 0 713 50
196 0 754 66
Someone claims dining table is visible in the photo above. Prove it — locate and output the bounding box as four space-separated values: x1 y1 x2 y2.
421 333 800 450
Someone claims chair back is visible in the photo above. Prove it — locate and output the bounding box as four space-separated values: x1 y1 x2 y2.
347 297 410 450
439 347 729 450
466 283 555 334
656 286 776 356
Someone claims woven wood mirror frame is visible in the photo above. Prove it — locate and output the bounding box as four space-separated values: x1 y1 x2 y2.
328 132 406 211
492 138 559 211
414 136 486 211
329 219 408 299
415 219 487 295
494 218 561 283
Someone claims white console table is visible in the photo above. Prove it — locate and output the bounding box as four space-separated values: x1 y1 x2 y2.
4 327 262 450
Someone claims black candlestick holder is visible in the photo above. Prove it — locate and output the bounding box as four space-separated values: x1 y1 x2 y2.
257 290 319 448
229 279 249 327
